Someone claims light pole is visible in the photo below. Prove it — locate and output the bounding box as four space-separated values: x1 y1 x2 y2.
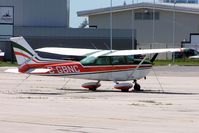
172 0 176 63
153 0 155 44
132 0 134 49
110 0 113 52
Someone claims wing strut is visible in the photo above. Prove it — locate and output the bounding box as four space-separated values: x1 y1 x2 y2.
128 55 148 80
150 53 159 63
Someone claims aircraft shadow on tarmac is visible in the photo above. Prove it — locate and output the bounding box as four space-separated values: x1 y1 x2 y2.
20 92 65 95
0 120 112 131
58 88 120 93
18 88 199 96
132 90 199 95
56 88 199 95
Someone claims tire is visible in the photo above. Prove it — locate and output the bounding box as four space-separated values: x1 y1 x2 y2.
121 89 129 92
134 84 141 91
89 88 97 91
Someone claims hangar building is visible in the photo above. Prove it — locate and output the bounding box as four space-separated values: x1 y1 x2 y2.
0 0 70 27
78 2 199 50
0 0 69 60
0 0 133 61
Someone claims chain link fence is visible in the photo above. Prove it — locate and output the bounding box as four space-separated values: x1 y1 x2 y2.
137 43 181 60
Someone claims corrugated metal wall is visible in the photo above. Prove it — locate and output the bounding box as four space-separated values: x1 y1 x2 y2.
89 9 199 45
0 0 69 27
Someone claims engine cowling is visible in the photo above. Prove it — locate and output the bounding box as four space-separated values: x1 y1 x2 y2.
114 83 133 92
82 82 101 91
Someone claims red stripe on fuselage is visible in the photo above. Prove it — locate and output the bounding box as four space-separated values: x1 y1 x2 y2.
19 62 75 73
18 61 152 75
43 62 152 75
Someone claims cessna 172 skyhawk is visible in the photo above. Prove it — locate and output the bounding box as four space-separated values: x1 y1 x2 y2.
10 37 186 92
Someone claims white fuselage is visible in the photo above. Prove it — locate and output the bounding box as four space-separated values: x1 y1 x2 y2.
62 67 151 81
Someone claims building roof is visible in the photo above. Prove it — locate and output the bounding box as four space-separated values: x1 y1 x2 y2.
77 2 199 17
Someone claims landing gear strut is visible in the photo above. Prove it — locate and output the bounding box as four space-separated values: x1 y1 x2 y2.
133 80 141 91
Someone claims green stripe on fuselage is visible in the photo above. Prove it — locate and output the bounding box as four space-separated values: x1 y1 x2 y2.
12 42 34 56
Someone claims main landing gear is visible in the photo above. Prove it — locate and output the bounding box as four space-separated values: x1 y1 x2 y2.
114 82 133 92
81 81 101 91
81 80 142 92
114 80 142 92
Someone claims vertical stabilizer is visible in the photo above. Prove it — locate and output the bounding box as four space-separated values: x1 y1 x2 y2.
10 37 40 65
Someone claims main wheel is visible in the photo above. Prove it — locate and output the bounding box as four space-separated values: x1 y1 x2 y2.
121 89 129 92
89 88 97 91
134 83 141 91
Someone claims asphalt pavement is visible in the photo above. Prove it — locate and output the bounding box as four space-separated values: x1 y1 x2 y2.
0 66 199 133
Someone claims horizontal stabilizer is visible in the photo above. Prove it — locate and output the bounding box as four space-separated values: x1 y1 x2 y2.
0 52 5 56
5 68 19 74
28 68 51 74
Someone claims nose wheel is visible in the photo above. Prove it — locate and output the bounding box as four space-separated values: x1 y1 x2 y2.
133 80 141 91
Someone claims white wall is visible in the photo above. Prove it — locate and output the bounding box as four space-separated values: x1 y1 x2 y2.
89 9 199 46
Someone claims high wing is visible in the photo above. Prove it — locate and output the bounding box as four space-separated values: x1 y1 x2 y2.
36 47 102 57
106 48 185 56
36 47 186 57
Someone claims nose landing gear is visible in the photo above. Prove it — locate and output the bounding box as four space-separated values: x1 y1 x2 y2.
133 80 141 91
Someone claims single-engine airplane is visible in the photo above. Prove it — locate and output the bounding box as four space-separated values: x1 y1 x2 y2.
10 36 186 92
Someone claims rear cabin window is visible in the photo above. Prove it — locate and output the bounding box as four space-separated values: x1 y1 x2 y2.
81 55 145 66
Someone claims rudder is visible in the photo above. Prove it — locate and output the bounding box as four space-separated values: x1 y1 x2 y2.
10 37 39 65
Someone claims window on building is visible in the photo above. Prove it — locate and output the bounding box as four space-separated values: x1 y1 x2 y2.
143 12 153 20
135 12 142 20
154 12 160 20
135 11 159 20
164 0 198 3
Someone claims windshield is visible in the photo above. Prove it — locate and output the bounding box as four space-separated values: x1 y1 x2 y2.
80 56 96 65
80 55 151 66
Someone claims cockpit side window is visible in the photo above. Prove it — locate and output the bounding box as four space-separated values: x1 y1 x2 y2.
95 56 111 65
126 55 135 64
111 56 127 65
